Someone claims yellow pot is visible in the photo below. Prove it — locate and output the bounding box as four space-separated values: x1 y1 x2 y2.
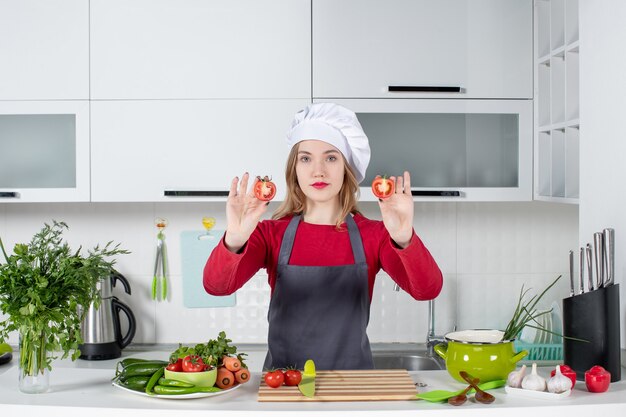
434 330 528 383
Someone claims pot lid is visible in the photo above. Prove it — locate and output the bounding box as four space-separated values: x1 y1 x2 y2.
444 329 509 344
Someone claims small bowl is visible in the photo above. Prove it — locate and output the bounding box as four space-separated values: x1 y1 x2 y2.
164 368 217 387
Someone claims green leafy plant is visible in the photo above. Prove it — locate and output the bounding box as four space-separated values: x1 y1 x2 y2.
502 275 562 341
169 331 248 368
0 220 129 377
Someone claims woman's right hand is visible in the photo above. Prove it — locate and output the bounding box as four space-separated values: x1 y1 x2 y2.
224 172 269 252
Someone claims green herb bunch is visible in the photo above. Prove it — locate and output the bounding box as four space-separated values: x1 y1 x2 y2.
169 331 248 368
0 220 129 373
502 275 561 341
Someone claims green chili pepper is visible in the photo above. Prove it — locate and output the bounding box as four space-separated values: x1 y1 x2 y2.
153 385 222 395
157 377 194 388
145 367 165 395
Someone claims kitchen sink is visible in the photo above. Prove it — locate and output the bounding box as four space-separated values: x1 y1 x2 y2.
372 352 444 371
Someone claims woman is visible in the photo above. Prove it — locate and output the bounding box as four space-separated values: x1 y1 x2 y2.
204 103 442 370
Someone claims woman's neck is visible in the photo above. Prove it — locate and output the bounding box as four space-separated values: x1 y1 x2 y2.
303 199 342 225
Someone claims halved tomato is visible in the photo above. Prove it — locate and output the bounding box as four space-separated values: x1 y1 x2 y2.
254 176 277 201
372 176 395 199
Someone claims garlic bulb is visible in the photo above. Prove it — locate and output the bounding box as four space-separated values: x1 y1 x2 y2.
507 364 527 388
547 365 573 393
521 363 547 391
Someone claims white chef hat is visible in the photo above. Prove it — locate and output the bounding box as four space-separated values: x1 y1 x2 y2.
286 103 371 183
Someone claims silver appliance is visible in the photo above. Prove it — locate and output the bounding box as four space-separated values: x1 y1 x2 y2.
79 272 136 360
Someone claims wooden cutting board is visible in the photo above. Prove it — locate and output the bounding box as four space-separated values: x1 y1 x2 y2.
258 369 418 402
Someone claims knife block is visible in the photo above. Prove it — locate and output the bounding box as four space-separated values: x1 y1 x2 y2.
562 284 621 382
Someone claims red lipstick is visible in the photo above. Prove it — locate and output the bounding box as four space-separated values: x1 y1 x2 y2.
311 182 329 189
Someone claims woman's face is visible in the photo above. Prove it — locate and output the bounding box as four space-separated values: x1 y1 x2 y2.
295 140 346 204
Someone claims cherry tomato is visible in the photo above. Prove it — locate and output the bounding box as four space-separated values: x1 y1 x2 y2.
264 369 285 388
166 358 183 372
254 175 277 201
371 176 395 199
551 364 577 388
284 369 302 386
182 355 206 372
585 365 611 393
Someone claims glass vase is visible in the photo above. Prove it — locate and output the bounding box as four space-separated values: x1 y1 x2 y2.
18 328 50 394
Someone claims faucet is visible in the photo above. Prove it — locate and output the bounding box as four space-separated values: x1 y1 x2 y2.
393 282 447 361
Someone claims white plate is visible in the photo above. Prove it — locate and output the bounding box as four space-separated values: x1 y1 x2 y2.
112 381 242 400
505 385 571 400
550 301 562 343
520 323 537 344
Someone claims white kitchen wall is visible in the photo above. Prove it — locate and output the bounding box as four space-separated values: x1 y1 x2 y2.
579 1 626 350
0 201 577 346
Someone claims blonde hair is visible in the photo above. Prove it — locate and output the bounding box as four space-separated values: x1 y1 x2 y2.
272 142 361 229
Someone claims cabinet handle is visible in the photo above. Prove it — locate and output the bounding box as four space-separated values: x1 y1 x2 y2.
0 191 19 198
164 190 229 197
388 86 462 93
411 190 460 197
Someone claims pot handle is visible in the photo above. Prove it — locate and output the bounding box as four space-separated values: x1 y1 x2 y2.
433 343 448 360
111 297 137 349
510 350 528 364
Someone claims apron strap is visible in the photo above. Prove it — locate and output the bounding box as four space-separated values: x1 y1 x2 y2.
277 214 366 265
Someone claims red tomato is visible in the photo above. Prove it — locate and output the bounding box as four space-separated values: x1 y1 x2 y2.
182 355 206 372
166 358 183 372
371 176 395 199
551 364 577 388
284 369 302 386
254 176 277 201
264 370 285 388
585 365 611 393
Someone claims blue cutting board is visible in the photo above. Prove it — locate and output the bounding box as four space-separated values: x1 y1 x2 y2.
180 230 236 308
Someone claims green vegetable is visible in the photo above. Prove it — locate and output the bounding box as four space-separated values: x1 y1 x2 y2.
145 367 165 395
118 375 150 391
153 385 222 395
116 358 167 375
118 362 167 380
503 275 561 341
0 221 129 378
158 377 194 388
169 331 247 368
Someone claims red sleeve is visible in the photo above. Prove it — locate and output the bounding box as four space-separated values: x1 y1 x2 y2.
202 226 269 296
378 227 443 301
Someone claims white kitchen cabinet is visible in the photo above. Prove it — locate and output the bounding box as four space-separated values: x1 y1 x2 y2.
534 0 579 203
90 100 309 202
90 0 310 100
322 99 533 202
313 0 532 99
0 101 90 202
0 0 89 100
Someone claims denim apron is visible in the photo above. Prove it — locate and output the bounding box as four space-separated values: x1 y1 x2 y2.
263 214 373 370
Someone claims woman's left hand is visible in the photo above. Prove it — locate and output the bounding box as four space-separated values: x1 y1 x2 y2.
377 171 414 248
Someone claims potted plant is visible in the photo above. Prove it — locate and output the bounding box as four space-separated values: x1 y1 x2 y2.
0 221 128 393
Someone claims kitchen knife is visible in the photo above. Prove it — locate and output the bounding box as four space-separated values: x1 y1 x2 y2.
603 228 615 287
579 247 585 294
298 359 316 398
568 250 575 297
586 244 594 291
594 232 605 290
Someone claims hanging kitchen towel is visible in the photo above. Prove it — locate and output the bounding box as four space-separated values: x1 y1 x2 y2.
180 230 236 308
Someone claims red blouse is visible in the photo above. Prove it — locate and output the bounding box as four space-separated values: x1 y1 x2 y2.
203 213 443 302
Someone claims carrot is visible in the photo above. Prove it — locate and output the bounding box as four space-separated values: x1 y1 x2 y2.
222 355 241 372
234 368 250 384
216 367 235 389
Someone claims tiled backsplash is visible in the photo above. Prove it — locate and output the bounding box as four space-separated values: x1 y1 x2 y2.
0 201 578 346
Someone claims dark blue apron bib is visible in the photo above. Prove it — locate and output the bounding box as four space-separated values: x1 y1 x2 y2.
263 214 373 370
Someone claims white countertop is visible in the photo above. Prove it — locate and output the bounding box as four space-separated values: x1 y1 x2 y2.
1 347 625 417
